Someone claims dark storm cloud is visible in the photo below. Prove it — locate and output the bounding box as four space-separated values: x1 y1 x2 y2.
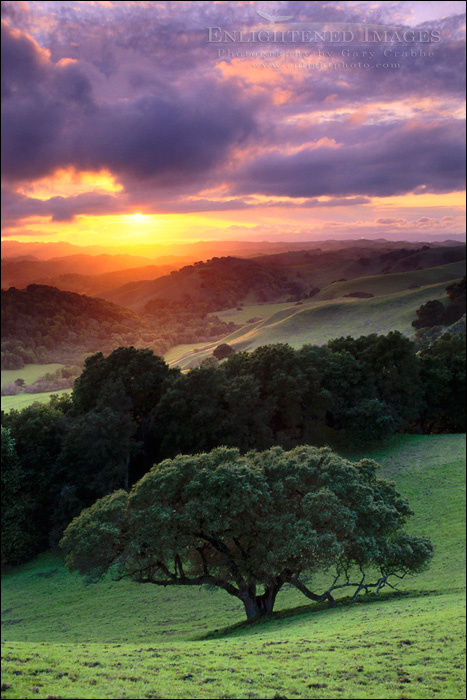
73 87 256 184
232 120 466 199
1 20 258 186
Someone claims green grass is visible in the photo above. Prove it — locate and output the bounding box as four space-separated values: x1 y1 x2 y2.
2 434 465 698
1 389 71 414
164 303 298 367
1 364 64 388
211 301 299 324
169 280 460 369
164 343 211 365
1 364 70 414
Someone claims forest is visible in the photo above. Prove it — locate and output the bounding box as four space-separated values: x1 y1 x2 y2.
2 330 464 568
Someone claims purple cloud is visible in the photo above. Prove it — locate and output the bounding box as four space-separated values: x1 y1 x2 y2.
1 1 465 229
231 120 465 198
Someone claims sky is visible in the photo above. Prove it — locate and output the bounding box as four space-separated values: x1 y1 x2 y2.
1 0 466 249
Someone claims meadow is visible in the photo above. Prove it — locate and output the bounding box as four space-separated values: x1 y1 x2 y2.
1 364 65 388
2 434 465 699
312 261 465 301
1 365 71 414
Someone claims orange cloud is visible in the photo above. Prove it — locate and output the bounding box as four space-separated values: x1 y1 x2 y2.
14 169 123 200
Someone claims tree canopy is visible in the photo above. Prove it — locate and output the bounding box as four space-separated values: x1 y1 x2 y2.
61 445 433 620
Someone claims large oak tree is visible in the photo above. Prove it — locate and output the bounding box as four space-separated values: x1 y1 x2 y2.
61 445 432 620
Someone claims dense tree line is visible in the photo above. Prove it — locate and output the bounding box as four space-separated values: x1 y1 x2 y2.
2 332 465 566
142 299 239 355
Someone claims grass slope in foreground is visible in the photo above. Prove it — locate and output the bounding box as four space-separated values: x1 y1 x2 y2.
1 434 465 699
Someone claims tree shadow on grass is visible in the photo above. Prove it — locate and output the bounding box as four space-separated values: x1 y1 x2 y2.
197 588 439 641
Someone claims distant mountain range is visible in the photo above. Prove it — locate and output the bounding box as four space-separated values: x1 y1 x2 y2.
2 236 464 263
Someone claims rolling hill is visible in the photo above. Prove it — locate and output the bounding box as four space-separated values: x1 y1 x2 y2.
312 260 466 301
168 277 463 370
100 256 301 312
99 245 466 313
1 256 179 294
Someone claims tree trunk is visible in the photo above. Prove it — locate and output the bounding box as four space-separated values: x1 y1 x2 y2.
241 584 281 619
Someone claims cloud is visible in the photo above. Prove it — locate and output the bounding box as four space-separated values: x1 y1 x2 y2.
1 20 259 187
1 2 465 230
231 120 465 198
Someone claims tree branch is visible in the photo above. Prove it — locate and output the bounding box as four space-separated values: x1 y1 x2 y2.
135 569 241 598
195 532 247 591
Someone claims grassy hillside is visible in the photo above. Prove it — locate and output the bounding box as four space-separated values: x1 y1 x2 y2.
253 244 465 290
1 364 71 413
100 257 298 312
1 434 465 699
168 280 459 370
314 261 466 301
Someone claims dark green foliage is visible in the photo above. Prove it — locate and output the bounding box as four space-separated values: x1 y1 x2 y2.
445 277 466 324
50 408 136 543
148 365 228 457
3 331 464 566
412 277 466 329
72 346 170 418
412 299 446 328
61 445 433 619
212 343 235 360
344 398 398 441
72 346 173 483
2 404 66 561
1 284 239 370
143 299 239 350
418 334 466 432
1 427 34 565
327 332 423 427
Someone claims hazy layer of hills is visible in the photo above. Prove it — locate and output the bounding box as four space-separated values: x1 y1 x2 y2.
1 240 465 370
1 255 180 294
100 244 465 312
4 236 464 263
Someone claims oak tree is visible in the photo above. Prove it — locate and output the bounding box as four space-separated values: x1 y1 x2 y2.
61 445 432 620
